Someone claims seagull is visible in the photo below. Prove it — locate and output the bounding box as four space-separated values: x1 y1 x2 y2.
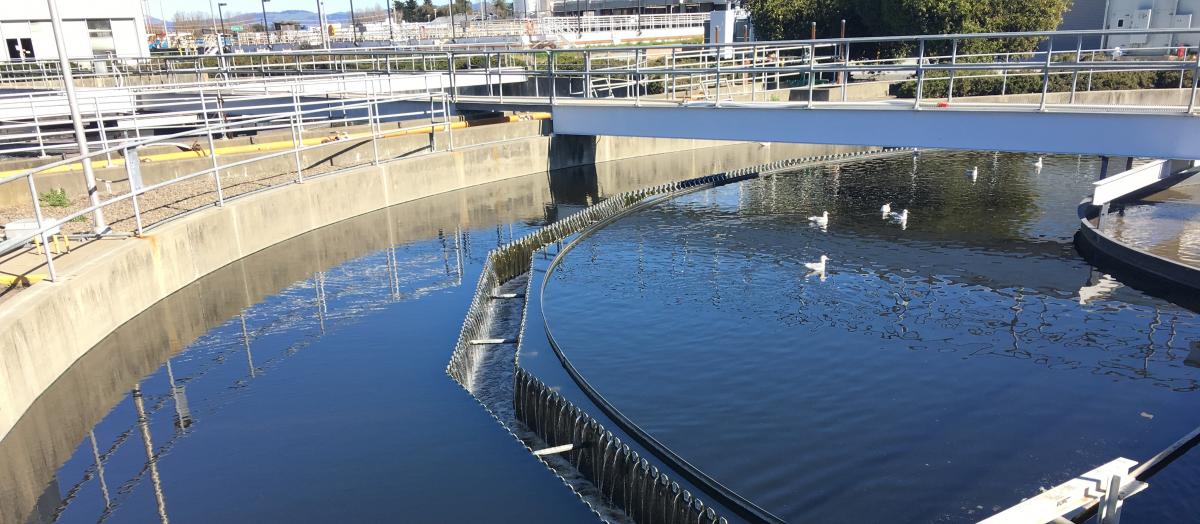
880 203 892 219
808 211 829 228
967 166 978 183
1034 156 1044 171
804 255 829 279
889 208 909 230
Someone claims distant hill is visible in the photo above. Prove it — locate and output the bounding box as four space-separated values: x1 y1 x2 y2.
148 3 500 30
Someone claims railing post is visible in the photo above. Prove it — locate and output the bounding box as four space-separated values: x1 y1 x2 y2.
1087 50 1095 92
842 41 850 102
750 44 758 102
1001 53 1009 95
1189 47 1200 114
947 39 957 102
445 94 454 151
714 46 721 106
548 51 556 105
28 94 46 157
584 51 592 99
913 39 925 110
807 43 817 108
670 48 677 100
486 52 494 98
1039 38 1055 111
447 52 457 102
368 84 380 165
27 175 58 282
124 147 145 235
94 100 112 166
1070 35 1083 104
291 88 304 183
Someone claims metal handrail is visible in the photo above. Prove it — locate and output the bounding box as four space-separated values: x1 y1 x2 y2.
1 87 457 282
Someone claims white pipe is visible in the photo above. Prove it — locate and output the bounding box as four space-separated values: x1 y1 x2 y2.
46 0 107 234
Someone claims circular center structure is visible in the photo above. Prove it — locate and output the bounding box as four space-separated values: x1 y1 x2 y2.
542 151 1200 523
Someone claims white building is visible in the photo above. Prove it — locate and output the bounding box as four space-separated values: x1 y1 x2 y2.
0 0 150 63
1101 0 1200 50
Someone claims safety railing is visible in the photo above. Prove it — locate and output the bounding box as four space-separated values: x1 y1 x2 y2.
7 28 1198 117
0 73 409 158
230 13 710 46
0 84 486 282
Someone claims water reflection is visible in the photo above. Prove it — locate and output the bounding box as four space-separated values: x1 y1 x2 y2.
4 140 863 524
544 150 1200 523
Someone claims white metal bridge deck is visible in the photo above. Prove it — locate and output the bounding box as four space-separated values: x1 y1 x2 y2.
4 27 1200 158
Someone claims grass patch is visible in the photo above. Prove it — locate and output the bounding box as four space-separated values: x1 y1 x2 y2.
39 188 71 208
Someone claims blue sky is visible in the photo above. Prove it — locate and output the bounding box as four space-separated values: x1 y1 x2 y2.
150 0 395 19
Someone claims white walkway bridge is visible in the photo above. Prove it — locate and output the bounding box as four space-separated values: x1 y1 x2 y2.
4 27 1198 159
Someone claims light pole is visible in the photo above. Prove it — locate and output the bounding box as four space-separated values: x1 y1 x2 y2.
260 0 271 47
217 2 227 33
46 0 106 233
449 0 457 42
315 0 329 50
386 0 395 43
349 0 358 46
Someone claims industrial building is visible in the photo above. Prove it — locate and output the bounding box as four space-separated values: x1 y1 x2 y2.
0 0 150 62
1100 0 1200 50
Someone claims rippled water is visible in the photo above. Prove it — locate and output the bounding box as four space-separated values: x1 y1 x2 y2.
544 151 1200 523
4 142 849 524
1100 179 1200 269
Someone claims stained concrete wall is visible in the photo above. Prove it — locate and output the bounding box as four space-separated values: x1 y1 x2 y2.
0 171 559 524
0 124 735 447
0 118 543 207
0 139 875 524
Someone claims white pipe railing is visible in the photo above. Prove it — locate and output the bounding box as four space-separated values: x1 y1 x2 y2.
0 86 465 282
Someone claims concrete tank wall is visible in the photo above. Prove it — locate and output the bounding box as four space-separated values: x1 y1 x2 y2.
0 124 735 444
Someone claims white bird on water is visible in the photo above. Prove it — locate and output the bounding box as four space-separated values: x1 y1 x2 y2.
804 255 829 278
880 203 892 219
808 210 829 228
1034 156 1044 171
967 166 978 183
889 208 909 229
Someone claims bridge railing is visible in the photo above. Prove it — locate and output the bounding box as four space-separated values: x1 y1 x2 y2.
397 28 1197 114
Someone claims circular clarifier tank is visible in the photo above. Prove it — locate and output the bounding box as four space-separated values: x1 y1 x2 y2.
542 150 1200 523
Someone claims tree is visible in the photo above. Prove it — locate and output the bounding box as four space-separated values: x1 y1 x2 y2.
745 0 1071 55
491 0 511 18
172 11 214 35
452 0 473 15
396 0 418 21
418 0 438 20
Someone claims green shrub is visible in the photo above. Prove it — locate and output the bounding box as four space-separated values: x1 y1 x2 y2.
39 188 71 208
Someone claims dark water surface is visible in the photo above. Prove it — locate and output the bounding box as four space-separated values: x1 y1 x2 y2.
2 141 857 524
543 151 1200 523
3 174 598 524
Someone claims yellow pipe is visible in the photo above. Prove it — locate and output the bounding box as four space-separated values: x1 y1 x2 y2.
2 113 551 178
0 274 47 287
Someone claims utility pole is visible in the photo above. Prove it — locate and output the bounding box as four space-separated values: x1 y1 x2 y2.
261 0 272 47
316 0 329 50
46 0 106 234
350 0 358 46
386 0 396 43
450 0 457 41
